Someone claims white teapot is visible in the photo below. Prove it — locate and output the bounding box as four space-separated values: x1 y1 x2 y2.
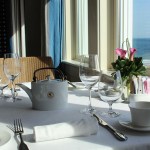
17 68 68 111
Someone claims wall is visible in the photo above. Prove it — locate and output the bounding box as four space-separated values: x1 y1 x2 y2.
24 0 41 56
88 0 97 53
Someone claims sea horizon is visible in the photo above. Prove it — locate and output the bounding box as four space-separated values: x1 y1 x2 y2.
133 38 150 65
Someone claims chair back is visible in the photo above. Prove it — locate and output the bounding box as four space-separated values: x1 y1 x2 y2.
0 56 54 84
17 56 54 83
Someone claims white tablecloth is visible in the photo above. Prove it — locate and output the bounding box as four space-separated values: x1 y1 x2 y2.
0 83 150 150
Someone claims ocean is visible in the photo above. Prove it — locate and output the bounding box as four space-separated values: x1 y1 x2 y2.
133 38 150 65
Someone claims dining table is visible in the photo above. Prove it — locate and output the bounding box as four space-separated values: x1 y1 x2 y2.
0 82 150 150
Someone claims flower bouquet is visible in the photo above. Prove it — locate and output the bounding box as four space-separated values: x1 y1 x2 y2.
111 38 146 97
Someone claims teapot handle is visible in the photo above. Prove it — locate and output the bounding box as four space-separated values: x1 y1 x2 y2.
33 67 65 82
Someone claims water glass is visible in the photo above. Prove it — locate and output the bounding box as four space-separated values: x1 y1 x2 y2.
79 54 100 114
3 53 21 101
98 70 123 117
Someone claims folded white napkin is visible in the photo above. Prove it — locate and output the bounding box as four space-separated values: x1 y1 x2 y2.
33 117 99 142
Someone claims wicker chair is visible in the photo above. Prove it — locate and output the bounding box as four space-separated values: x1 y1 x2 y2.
0 56 55 84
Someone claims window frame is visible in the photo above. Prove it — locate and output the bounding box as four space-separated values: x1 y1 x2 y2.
62 0 137 72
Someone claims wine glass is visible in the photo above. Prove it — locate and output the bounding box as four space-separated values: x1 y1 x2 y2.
0 76 10 100
3 53 21 101
79 54 100 114
98 70 123 117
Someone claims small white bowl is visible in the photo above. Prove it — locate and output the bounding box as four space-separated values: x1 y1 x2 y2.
129 101 150 127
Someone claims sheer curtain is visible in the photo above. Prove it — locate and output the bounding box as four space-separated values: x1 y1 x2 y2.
77 0 88 55
41 0 63 68
10 0 26 56
114 0 133 48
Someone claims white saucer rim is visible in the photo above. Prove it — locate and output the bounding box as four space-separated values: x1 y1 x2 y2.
119 120 150 131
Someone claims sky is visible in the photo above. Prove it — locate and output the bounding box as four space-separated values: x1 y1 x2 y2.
133 0 150 38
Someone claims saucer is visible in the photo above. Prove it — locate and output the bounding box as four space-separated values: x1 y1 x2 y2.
0 128 11 146
119 120 150 131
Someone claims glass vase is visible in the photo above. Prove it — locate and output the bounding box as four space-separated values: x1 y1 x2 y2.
122 80 131 101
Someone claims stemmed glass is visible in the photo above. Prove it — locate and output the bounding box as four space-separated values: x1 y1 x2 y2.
0 76 10 100
98 70 123 117
0 63 10 100
79 54 100 114
3 53 21 101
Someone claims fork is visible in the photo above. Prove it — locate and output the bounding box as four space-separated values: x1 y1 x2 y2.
14 119 29 150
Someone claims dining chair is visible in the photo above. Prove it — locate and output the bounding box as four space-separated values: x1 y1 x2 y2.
0 58 8 83
16 56 55 83
0 56 55 84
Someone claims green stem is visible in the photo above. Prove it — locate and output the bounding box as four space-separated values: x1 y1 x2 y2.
126 81 131 96
126 38 130 58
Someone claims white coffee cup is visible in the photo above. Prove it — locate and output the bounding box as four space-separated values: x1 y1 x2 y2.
128 94 150 104
129 101 150 127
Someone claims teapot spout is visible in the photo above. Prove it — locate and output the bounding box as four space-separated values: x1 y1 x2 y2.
17 83 32 100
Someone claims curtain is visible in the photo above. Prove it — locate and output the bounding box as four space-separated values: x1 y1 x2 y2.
77 0 88 55
115 0 133 48
10 0 26 56
41 0 63 68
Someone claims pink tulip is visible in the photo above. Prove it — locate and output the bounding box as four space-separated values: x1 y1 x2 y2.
115 48 127 59
129 48 136 61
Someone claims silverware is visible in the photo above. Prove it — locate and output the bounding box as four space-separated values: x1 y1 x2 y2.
93 114 128 141
14 119 29 150
68 81 77 88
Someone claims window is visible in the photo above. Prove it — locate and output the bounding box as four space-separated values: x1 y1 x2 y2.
64 0 150 72
133 0 150 66
0 0 26 56
116 0 150 67
63 0 115 71
0 0 11 57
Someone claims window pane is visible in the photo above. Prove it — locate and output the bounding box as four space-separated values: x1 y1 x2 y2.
133 0 150 64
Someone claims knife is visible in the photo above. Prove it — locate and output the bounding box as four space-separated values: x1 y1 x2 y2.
68 80 77 88
93 113 128 141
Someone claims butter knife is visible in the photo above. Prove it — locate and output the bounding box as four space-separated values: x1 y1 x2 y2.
93 114 128 141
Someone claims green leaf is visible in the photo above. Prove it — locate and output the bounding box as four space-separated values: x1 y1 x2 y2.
111 56 146 81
